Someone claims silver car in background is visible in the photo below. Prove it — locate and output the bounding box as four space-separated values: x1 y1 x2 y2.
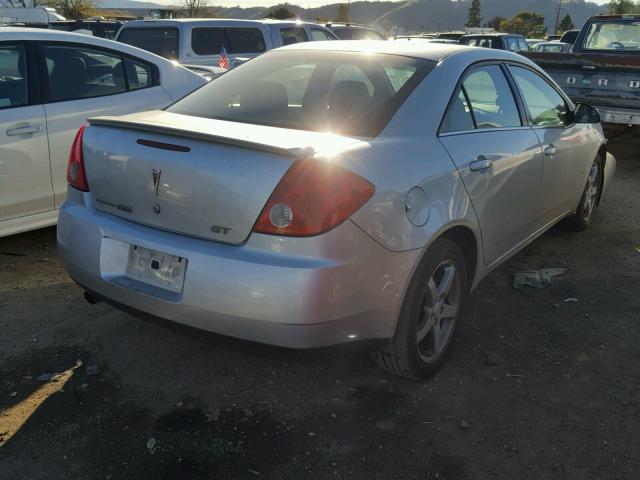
57 41 615 379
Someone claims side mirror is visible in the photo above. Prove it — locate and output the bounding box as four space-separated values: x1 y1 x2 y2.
574 103 600 124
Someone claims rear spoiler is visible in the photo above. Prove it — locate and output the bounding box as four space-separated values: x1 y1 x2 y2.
88 116 315 159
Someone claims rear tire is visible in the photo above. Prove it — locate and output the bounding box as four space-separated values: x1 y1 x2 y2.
573 154 603 231
372 238 468 380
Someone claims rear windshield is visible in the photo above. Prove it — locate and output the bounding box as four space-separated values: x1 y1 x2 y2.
118 27 179 60
583 20 640 52
191 28 266 55
168 50 433 137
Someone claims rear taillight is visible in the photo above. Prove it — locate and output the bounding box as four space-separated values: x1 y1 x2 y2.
254 159 375 237
67 125 89 192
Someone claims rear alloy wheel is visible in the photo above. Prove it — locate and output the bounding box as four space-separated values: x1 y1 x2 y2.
573 154 602 231
372 238 468 380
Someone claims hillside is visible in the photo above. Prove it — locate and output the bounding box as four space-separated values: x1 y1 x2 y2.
99 0 609 33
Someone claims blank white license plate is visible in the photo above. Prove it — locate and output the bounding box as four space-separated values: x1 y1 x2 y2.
125 245 187 293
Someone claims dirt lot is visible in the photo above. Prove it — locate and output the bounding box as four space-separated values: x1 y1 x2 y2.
1 131 639 480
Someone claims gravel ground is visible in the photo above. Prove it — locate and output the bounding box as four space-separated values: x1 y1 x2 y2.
1 131 639 480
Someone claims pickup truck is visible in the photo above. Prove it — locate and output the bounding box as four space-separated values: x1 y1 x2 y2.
115 19 337 67
521 15 640 126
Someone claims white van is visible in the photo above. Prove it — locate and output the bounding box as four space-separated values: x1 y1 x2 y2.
0 7 64 25
115 19 338 66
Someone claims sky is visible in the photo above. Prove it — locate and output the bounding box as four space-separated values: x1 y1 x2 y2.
202 0 609 6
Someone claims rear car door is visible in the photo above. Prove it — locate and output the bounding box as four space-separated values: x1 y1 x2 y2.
438 64 544 265
507 64 591 221
0 41 52 226
39 42 172 209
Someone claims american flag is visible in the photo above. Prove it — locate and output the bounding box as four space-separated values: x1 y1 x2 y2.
218 45 230 70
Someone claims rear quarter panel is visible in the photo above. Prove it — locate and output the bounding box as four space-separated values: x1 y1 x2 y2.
344 55 482 279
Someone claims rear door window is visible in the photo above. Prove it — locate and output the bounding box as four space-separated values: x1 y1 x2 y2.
0 44 28 109
461 65 521 128
118 27 179 60
280 27 308 45
191 28 265 55
43 44 126 101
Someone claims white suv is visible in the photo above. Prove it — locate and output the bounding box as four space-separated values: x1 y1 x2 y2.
0 28 206 237
116 19 337 66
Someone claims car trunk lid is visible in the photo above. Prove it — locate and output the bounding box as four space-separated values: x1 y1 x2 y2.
83 110 363 244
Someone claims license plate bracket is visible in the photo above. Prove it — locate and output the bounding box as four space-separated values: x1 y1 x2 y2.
125 245 187 293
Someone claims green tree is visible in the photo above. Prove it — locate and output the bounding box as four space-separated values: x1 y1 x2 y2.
266 5 295 20
484 15 505 30
499 11 547 37
607 0 637 14
335 3 350 22
465 0 483 28
558 13 574 32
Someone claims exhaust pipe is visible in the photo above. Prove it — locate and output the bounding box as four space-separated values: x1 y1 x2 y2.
83 291 102 305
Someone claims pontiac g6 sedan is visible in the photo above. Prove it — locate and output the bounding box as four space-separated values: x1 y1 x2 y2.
57 41 615 379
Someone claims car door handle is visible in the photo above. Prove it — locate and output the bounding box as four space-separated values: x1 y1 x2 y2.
6 125 41 136
543 144 557 156
469 156 493 171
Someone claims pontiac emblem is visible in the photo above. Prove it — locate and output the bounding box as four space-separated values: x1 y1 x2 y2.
152 169 162 196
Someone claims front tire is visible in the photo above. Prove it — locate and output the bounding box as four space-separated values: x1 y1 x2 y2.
573 154 603 231
372 238 468 380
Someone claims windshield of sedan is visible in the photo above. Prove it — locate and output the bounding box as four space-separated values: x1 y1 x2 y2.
583 20 640 51
167 50 433 137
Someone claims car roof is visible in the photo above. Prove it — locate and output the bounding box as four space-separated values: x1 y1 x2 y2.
120 18 322 27
280 39 528 62
462 33 523 38
327 24 378 30
0 27 174 60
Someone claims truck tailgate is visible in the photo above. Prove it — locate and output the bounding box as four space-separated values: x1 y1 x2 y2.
522 51 640 110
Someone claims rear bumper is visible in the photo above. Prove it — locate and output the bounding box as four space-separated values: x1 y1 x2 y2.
57 189 419 348
596 107 640 126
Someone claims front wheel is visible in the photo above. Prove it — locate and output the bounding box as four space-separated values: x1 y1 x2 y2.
573 154 603 231
372 238 468 380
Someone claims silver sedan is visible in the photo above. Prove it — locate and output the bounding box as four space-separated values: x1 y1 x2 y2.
57 41 615 379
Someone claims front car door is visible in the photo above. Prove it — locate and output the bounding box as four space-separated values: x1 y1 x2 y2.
507 64 592 223
39 42 172 209
438 64 545 265
0 41 52 233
